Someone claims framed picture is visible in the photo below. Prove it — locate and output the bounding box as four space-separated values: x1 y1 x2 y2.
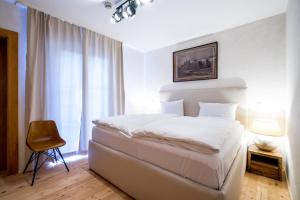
173 42 218 82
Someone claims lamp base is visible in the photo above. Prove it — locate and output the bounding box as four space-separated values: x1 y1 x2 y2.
254 136 277 152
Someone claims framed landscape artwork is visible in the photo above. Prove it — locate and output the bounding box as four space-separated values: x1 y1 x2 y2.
173 42 218 82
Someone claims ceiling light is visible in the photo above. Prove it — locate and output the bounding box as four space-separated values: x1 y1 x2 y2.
126 5 136 17
114 12 122 22
110 0 154 24
122 9 129 18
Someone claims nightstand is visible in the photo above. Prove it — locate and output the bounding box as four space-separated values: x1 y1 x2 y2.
247 144 283 181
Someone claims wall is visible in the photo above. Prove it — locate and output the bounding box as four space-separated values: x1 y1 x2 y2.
123 45 145 114
143 14 286 113
286 0 300 199
0 0 27 172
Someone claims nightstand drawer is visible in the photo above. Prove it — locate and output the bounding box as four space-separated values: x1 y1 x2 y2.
249 163 280 180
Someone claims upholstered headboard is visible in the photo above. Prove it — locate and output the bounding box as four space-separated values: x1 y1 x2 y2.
160 78 248 126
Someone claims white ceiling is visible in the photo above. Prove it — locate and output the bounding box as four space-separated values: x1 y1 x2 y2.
17 0 287 52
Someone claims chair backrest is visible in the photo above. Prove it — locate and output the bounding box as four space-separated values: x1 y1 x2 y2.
26 120 61 145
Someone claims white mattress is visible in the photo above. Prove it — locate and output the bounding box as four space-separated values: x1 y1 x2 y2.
91 124 244 190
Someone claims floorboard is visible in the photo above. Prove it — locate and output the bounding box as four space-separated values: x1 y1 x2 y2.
0 155 290 200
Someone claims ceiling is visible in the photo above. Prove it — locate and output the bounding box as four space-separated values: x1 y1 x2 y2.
17 0 287 52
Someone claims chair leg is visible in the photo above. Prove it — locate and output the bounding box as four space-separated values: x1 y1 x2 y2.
31 152 41 186
23 152 35 174
53 149 57 162
55 148 69 172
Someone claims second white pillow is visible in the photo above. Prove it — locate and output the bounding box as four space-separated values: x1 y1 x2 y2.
198 102 238 120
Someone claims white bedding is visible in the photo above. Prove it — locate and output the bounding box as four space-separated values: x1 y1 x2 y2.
92 114 177 137
91 124 244 189
93 114 240 154
132 116 240 154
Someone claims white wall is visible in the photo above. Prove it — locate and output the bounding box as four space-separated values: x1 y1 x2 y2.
123 46 145 114
143 14 286 113
0 0 27 172
286 0 300 199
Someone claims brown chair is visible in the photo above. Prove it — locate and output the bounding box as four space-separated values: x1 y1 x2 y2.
23 120 69 186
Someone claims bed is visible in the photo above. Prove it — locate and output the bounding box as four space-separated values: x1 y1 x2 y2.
89 78 247 200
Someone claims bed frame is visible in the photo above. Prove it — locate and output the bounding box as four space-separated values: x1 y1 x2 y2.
89 78 248 200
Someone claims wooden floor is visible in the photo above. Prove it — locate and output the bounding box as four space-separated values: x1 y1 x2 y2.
0 155 290 200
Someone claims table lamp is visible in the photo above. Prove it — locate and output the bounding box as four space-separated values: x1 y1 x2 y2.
250 118 283 151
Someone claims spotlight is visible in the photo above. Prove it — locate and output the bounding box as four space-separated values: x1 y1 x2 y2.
110 0 153 24
113 12 122 22
110 12 122 24
126 5 136 17
122 8 129 18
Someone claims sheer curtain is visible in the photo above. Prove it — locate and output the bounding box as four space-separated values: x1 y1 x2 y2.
80 30 124 150
26 8 124 154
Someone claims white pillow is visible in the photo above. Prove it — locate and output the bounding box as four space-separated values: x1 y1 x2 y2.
198 102 238 120
160 100 184 116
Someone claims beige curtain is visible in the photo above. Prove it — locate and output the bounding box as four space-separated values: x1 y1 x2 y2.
25 8 124 153
80 29 124 150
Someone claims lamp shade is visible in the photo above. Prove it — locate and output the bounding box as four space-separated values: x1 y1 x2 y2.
250 118 283 137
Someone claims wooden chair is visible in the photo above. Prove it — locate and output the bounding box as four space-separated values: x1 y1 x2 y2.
23 120 69 185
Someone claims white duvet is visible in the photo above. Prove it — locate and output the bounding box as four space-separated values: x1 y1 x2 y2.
93 114 241 154
92 114 177 137
132 116 241 154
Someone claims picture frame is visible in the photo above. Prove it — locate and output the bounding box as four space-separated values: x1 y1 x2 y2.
173 42 218 82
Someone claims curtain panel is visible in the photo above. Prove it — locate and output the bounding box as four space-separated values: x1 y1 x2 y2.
26 8 124 153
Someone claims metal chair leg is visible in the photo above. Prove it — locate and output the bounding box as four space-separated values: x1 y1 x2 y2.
31 152 41 186
53 149 57 162
55 148 69 172
23 152 35 174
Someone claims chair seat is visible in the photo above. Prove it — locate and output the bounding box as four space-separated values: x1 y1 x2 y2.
28 138 66 152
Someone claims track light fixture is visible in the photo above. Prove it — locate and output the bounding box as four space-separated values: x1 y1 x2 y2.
110 0 154 24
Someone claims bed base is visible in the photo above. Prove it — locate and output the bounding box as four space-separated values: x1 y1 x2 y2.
88 140 246 200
